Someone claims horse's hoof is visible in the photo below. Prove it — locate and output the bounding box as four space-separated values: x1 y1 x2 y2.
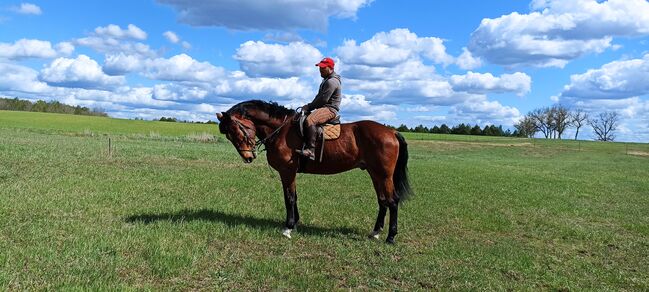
368 230 381 240
282 228 292 239
385 237 395 244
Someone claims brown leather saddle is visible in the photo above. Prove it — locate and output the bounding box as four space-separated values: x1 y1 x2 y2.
296 113 341 162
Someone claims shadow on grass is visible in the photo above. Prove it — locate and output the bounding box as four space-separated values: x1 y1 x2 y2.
125 209 361 239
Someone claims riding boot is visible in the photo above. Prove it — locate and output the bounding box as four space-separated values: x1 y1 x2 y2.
295 124 317 160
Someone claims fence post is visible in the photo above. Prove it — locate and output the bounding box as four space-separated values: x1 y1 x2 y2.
108 137 112 158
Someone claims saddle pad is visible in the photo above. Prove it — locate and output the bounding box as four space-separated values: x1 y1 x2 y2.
323 124 341 140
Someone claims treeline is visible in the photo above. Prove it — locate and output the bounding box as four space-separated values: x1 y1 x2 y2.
158 117 217 124
0 97 107 117
391 123 515 137
515 105 619 141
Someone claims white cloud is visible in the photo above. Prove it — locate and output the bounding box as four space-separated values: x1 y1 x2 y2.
0 62 49 93
469 0 649 67
39 55 126 90
76 36 156 58
562 54 649 99
163 31 180 43
0 39 72 60
456 47 482 70
451 96 523 125
339 94 397 121
14 3 42 15
95 24 147 40
157 0 372 31
450 71 532 96
336 28 454 67
103 53 145 75
143 54 226 82
234 41 323 78
75 24 154 58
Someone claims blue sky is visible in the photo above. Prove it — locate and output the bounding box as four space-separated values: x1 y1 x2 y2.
1 0 648 141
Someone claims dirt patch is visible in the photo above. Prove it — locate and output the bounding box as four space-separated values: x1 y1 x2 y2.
628 151 649 157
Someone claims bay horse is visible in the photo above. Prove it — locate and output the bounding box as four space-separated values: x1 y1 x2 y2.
216 100 412 243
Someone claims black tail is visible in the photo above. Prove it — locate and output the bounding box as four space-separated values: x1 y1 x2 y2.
394 132 413 203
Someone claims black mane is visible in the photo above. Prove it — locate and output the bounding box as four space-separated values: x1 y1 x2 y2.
225 100 295 119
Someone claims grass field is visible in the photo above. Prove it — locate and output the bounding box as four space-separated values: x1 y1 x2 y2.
1 111 648 290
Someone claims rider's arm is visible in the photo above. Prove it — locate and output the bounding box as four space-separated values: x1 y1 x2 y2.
306 78 340 111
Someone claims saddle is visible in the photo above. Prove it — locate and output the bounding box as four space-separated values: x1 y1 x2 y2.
297 114 341 140
296 113 341 163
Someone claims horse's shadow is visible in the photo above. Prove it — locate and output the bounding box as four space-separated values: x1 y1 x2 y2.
125 209 361 239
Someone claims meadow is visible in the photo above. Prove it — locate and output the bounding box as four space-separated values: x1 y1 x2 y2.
1 110 648 290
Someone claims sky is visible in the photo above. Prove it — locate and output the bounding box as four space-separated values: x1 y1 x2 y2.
1 0 648 142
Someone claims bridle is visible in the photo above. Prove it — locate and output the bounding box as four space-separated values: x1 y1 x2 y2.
229 115 290 158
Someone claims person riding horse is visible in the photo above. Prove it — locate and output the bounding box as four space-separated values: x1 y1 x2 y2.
295 57 342 160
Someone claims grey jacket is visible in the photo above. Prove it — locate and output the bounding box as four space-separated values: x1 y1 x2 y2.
307 72 341 112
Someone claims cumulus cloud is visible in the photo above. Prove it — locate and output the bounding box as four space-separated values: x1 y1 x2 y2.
163 31 180 43
561 54 649 99
456 48 482 70
95 24 147 40
143 54 226 82
234 41 323 78
339 94 397 121
39 55 126 90
450 96 523 125
13 3 42 15
336 28 454 67
450 71 531 96
157 0 372 31
0 39 73 60
0 62 49 93
76 24 155 58
469 0 649 67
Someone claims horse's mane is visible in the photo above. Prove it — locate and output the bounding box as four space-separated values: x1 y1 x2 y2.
226 100 295 120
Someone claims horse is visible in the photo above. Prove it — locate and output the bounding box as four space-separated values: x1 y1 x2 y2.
216 100 412 243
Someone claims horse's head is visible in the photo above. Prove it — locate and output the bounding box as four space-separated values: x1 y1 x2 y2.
216 112 257 163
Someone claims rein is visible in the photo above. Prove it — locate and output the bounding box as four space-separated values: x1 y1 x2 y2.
232 115 290 155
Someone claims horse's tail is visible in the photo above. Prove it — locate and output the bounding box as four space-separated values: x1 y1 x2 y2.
393 132 413 203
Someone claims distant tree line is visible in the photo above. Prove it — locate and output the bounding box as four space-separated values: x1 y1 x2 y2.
158 116 217 124
390 123 515 137
0 97 107 117
514 104 619 141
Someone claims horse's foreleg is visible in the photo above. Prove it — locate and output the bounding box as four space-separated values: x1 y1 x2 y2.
280 171 298 238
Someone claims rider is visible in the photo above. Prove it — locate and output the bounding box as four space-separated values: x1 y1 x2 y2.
295 57 342 160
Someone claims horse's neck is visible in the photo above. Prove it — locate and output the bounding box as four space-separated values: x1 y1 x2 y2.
247 110 292 140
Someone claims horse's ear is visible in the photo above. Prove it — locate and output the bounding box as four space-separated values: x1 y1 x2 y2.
216 112 224 121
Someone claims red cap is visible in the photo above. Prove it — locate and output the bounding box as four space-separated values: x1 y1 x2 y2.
315 57 335 68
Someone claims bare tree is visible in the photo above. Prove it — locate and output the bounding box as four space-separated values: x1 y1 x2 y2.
515 115 537 138
588 112 619 142
529 107 555 138
570 109 588 140
552 105 570 139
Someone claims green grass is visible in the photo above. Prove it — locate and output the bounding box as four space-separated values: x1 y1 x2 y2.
1 111 648 290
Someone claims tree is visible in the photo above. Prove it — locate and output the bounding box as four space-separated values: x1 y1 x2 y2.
552 105 570 139
514 116 537 138
470 124 482 135
588 112 619 142
396 124 409 132
571 109 588 140
439 124 450 134
413 124 429 133
529 107 554 138
430 125 440 133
